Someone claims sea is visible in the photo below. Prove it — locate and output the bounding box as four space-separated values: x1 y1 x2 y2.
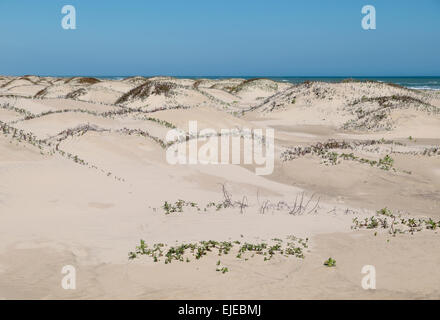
86 76 440 91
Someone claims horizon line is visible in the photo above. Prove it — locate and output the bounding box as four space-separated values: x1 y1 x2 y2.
5 74 440 78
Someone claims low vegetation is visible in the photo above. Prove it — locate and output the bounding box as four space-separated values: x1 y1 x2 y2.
323 257 336 267
34 88 48 99
344 95 439 131
65 88 87 99
350 95 430 108
159 185 321 216
128 235 309 272
0 120 125 181
161 185 249 214
352 208 440 236
281 139 399 171
115 80 176 104
117 127 169 149
0 102 33 117
64 77 100 85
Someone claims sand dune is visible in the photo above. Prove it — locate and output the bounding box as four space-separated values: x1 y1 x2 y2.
0 76 439 299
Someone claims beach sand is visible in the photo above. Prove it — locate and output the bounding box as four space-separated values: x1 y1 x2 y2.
0 76 439 299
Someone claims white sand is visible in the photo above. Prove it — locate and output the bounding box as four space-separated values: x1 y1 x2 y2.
0 76 439 299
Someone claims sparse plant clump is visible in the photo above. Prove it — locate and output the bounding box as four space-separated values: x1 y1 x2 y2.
281 139 397 161
48 124 108 145
116 80 176 104
378 154 394 170
34 88 48 99
10 108 103 124
76 77 101 85
64 77 100 85
140 116 176 129
0 119 125 181
192 79 203 89
0 120 47 151
0 102 33 117
162 200 200 214
258 192 321 215
350 95 430 108
228 78 278 94
421 147 440 156
228 78 262 93
160 187 321 217
352 208 440 236
66 88 87 99
344 95 440 131
161 185 249 215
117 127 169 149
0 78 29 88
216 266 229 274
128 236 309 272
341 80 413 91
302 80 314 88
323 257 336 267
147 105 191 114
281 139 399 171
7 103 183 132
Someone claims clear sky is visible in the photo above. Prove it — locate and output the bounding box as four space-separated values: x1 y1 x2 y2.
0 0 439 76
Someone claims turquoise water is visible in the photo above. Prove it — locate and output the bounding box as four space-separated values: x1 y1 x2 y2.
92 76 440 90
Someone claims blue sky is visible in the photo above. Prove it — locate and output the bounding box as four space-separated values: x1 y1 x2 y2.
0 0 439 76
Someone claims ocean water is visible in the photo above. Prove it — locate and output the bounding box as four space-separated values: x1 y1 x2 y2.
94 76 440 90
